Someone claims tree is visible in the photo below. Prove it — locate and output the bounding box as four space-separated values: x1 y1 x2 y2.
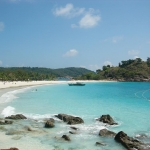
147 57 150 67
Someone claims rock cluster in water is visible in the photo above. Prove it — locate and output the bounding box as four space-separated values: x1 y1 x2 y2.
55 113 84 125
0 113 150 150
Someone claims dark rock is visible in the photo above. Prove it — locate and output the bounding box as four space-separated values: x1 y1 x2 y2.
0 120 13 125
69 131 76 134
56 114 84 125
99 129 116 137
49 118 55 123
70 126 78 130
97 114 118 125
115 131 150 150
1 148 19 150
96 142 106 146
62 135 71 141
24 126 32 131
45 120 54 128
5 114 27 120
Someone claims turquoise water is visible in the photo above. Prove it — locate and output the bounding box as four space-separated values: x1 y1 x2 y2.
0 82 150 150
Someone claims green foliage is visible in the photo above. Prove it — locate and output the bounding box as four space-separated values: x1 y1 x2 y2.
0 67 93 81
76 58 150 81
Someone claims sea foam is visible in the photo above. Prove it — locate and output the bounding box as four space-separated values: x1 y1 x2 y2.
1 106 15 117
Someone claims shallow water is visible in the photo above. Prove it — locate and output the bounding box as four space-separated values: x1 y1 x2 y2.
0 82 150 150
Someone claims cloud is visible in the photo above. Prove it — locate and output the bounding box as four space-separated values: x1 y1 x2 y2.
63 49 78 57
0 22 4 32
79 13 100 28
53 3 85 18
89 64 100 71
53 3 101 29
128 50 139 56
104 61 112 66
0 60 2 66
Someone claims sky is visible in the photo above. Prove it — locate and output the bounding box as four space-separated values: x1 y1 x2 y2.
0 0 150 71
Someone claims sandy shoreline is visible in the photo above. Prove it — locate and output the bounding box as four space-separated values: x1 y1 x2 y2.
0 80 116 97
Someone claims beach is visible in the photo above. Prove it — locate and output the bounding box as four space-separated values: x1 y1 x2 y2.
0 81 149 150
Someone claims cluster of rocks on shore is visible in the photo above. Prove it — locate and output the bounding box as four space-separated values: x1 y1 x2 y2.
0 113 150 150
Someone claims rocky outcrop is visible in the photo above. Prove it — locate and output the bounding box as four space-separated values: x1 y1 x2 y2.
2 148 19 150
45 119 55 128
62 135 71 141
97 114 118 125
0 120 13 125
55 114 84 125
99 129 116 137
115 131 150 150
5 114 27 120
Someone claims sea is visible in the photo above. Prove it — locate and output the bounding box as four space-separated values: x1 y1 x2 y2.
0 82 150 150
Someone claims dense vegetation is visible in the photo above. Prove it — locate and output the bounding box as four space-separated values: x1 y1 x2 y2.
76 58 150 82
0 67 92 81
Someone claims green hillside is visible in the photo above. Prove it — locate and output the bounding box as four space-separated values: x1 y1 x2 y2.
76 58 150 82
0 67 93 81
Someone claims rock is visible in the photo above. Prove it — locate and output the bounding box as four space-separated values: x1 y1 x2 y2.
70 126 78 130
97 114 118 125
24 126 32 131
0 120 13 125
69 131 76 134
49 118 55 123
45 120 54 128
55 114 84 125
95 142 106 146
10 148 19 150
62 135 71 141
5 114 27 120
115 131 150 150
99 129 116 137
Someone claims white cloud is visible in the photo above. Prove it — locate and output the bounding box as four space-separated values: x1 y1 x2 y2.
0 22 4 32
79 13 100 28
53 3 85 18
104 61 112 66
112 36 123 43
63 49 78 57
53 3 101 29
128 50 139 56
134 56 139 59
89 64 100 71
0 60 2 66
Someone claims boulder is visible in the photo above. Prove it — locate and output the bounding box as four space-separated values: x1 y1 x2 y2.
55 114 84 125
99 129 116 137
5 114 27 120
115 131 150 150
62 135 71 141
0 120 13 125
45 120 54 128
97 114 118 125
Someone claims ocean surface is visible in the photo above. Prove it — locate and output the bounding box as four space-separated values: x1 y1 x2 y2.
0 82 150 150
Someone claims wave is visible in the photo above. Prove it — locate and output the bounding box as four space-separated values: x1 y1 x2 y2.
1 106 16 117
0 86 34 104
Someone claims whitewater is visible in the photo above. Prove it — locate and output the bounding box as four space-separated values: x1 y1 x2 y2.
0 82 150 150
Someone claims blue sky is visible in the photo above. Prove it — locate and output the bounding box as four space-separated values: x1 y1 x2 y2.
0 0 150 71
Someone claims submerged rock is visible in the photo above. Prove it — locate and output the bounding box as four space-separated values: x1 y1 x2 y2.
0 120 13 125
70 126 78 130
62 135 71 141
69 131 76 134
115 131 150 150
55 114 84 125
99 129 116 137
95 141 106 146
97 114 118 125
5 114 27 120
